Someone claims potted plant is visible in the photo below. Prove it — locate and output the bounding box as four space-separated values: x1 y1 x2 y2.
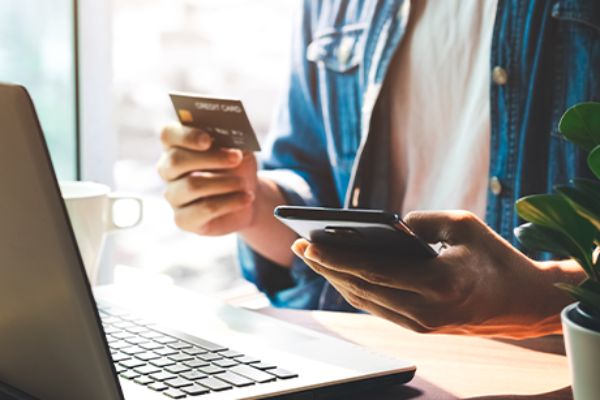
514 102 600 400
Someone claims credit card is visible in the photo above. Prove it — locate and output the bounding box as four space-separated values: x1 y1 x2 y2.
169 92 261 151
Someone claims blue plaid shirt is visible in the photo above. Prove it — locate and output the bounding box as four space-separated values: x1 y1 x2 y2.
238 0 600 311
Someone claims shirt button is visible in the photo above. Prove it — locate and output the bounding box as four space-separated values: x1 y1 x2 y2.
492 66 508 85
351 187 361 207
490 176 503 196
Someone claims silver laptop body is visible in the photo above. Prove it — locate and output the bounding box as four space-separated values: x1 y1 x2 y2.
0 83 415 400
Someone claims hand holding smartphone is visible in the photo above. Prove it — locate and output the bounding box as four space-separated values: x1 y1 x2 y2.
274 206 438 258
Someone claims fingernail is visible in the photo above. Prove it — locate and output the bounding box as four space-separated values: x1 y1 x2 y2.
228 151 242 163
245 191 255 202
198 132 212 147
304 246 320 261
291 239 307 257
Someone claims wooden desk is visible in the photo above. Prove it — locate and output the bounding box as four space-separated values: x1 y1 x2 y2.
257 308 572 400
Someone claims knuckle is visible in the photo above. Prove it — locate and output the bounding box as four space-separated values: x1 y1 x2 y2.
167 148 181 167
348 278 369 299
202 198 220 215
345 293 365 310
159 126 171 145
361 270 384 284
418 312 446 330
173 211 189 231
412 324 433 334
449 210 477 230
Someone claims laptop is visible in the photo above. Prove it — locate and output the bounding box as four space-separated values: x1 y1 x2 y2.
0 83 416 400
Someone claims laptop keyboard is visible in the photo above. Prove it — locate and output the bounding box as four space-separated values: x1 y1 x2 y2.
99 306 298 398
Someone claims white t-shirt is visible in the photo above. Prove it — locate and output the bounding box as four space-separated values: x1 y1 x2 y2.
388 0 498 219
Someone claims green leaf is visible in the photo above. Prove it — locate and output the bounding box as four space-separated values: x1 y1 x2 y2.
558 102 600 152
556 282 600 315
555 184 600 231
516 194 596 278
514 223 572 257
588 145 600 179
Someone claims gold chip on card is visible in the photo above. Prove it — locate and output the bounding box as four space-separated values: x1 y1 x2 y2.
177 109 194 123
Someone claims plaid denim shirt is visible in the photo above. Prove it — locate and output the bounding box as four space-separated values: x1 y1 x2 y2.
238 0 600 311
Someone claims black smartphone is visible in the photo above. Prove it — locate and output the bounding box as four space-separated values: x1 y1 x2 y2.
274 206 438 258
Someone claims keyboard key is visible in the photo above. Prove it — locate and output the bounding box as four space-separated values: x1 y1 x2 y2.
253 362 276 370
140 342 163 351
181 370 207 381
136 351 160 361
125 336 150 346
114 321 135 329
150 357 176 368
197 377 232 391
236 356 260 364
198 365 225 375
165 377 194 389
165 364 191 374
181 384 210 396
125 326 148 334
183 359 209 368
213 359 238 368
120 359 146 369
149 371 178 382
163 388 186 399
220 350 243 358
134 365 161 375
114 364 127 374
268 368 298 379
148 381 169 392
230 365 276 383
154 336 177 344
120 370 140 380
197 353 222 362
102 316 121 324
109 341 131 350
191 338 228 353
121 346 146 355
169 353 194 362
140 331 163 339
133 375 154 385
155 348 178 357
111 352 131 363
216 371 254 387
111 331 135 340
103 326 121 335
182 347 206 356
169 341 192 350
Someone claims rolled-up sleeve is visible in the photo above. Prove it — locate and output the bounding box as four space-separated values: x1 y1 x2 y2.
237 1 339 309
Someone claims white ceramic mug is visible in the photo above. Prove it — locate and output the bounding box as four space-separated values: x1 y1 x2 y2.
59 181 143 285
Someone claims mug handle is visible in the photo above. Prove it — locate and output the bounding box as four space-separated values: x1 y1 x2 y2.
107 194 143 232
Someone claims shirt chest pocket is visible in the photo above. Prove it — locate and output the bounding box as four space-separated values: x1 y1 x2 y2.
306 25 367 166
552 0 600 35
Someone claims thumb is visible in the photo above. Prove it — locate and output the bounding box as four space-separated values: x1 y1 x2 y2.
403 210 478 245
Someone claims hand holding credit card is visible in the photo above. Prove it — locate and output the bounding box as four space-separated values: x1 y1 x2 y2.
170 92 261 151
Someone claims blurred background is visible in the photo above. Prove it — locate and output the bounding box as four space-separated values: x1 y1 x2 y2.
1 0 298 303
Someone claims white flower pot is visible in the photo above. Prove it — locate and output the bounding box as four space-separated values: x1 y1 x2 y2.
561 303 600 400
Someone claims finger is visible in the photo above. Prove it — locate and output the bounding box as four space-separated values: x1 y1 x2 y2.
301 256 431 332
302 243 440 294
173 191 254 234
291 238 310 258
164 173 247 207
158 147 243 181
346 294 433 333
300 256 431 322
403 210 481 244
197 209 253 237
160 123 213 151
